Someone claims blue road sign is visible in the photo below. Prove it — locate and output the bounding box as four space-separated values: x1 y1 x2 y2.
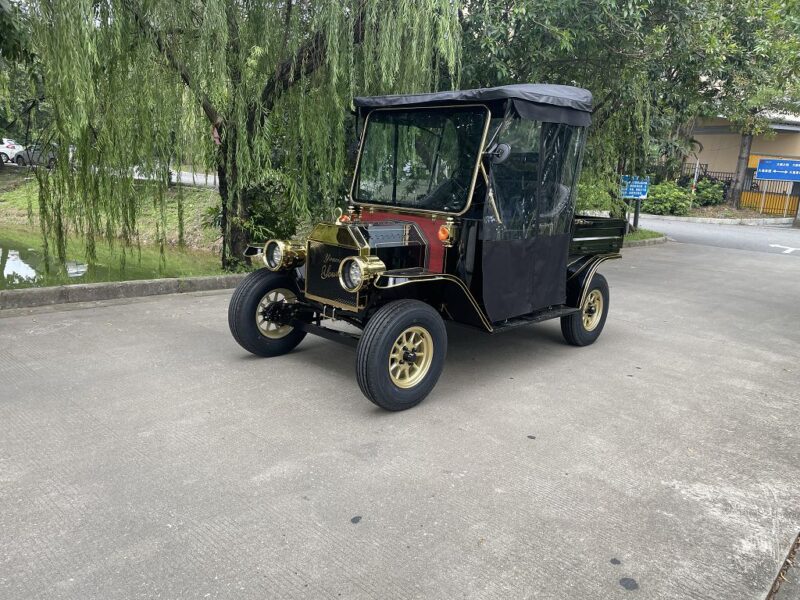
621 176 649 200
755 159 800 182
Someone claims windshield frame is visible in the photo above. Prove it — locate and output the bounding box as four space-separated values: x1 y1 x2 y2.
350 104 492 217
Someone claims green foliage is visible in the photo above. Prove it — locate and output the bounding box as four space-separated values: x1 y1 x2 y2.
703 0 800 136
24 0 462 268
460 0 800 185
693 178 725 206
641 182 691 216
459 0 720 183
576 172 625 214
204 173 300 241
0 0 31 62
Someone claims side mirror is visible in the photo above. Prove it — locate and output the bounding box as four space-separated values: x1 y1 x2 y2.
486 143 511 164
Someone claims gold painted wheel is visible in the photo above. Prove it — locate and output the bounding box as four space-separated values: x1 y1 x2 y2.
255 287 297 339
388 326 434 389
582 289 604 332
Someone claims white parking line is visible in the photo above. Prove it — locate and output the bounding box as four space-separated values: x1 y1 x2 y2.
769 244 800 254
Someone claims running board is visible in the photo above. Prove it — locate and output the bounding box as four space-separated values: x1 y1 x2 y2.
291 319 361 347
491 306 580 333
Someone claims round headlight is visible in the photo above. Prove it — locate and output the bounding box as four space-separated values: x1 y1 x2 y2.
265 241 283 270
338 255 386 293
345 260 363 290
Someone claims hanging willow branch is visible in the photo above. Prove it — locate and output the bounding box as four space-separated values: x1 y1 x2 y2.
28 0 462 269
123 0 223 128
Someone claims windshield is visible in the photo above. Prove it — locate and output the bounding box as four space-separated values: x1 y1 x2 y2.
353 106 489 213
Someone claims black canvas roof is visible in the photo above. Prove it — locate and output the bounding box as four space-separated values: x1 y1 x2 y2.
353 84 593 126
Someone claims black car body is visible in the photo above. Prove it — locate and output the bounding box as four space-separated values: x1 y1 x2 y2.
229 84 625 410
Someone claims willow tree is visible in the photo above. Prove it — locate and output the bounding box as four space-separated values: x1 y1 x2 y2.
27 0 461 268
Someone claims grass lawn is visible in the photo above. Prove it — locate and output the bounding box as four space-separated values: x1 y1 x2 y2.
624 227 663 241
0 166 221 250
0 166 225 289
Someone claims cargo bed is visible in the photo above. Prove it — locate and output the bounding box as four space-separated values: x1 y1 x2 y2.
569 215 626 255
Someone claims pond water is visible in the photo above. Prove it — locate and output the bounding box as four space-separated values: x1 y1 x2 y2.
0 228 222 290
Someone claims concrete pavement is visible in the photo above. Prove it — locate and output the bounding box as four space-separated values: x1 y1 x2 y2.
639 216 800 256
1 242 799 599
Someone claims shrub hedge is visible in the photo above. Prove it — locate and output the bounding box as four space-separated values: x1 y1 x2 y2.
640 182 691 215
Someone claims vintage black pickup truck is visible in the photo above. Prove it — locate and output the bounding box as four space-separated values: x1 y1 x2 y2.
228 84 626 410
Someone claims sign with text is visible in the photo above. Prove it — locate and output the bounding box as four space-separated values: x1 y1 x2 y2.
621 176 650 200
755 159 800 182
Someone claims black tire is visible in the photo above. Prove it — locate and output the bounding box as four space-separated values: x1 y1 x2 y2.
356 300 447 411
15 155 25 166
0 153 8 164
561 273 609 347
228 269 306 357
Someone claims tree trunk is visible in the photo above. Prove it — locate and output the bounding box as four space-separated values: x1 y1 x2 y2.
217 128 249 270
217 157 230 268
730 132 753 208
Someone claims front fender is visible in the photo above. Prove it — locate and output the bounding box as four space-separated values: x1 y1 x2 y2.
374 273 493 332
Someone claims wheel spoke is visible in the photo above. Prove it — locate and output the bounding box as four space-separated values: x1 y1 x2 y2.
255 287 296 339
387 325 434 389
581 289 603 332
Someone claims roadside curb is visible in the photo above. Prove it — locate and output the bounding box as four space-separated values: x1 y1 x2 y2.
0 274 246 310
641 214 794 226
623 235 668 248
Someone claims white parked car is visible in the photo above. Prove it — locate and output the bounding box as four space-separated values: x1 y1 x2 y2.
0 138 22 163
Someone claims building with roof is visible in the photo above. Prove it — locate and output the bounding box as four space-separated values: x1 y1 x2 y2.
686 114 800 216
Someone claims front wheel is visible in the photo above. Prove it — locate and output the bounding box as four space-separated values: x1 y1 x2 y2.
561 273 609 346
0 152 8 164
15 155 25 166
228 269 306 357
356 300 447 411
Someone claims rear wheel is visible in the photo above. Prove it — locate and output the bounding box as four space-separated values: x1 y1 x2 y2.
0 152 8 163
561 273 609 346
228 269 306 357
15 155 25 166
356 300 447 411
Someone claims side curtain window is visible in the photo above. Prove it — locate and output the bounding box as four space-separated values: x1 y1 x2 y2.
483 117 542 241
537 124 585 236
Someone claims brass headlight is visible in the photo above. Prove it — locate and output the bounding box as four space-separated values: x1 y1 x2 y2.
263 240 306 271
338 256 386 292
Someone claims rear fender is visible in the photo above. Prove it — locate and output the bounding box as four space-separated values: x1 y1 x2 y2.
566 254 620 308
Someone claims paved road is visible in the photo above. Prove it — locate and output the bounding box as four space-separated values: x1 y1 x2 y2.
174 170 218 188
1 243 799 599
639 216 800 256
131 167 219 189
